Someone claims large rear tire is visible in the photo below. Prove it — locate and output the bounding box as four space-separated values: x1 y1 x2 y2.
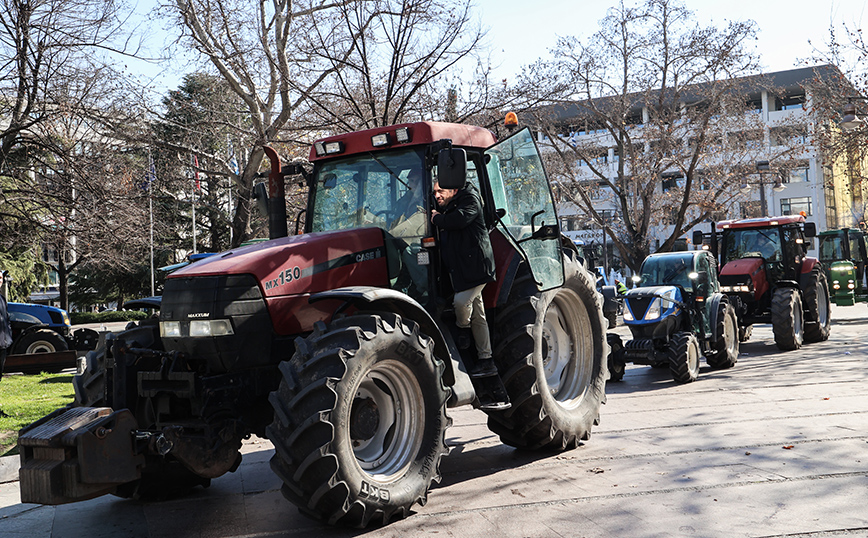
668 332 700 383
488 252 607 450
705 302 739 369
267 313 450 527
802 266 831 343
771 287 803 351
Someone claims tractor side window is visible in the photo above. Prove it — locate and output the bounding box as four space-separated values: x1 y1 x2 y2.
849 234 864 262
819 235 843 260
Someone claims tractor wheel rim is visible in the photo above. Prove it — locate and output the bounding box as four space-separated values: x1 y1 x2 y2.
26 341 55 354
541 289 592 407
351 359 424 480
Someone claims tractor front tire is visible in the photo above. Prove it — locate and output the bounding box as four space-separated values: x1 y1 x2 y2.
802 266 831 343
488 251 608 450
668 332 700 383
705 302 739 369
267 313 450 527
771 287 804 351
607 333 625 382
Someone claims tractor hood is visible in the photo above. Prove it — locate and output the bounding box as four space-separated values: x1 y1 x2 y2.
622 285 683 325
168 227 391 299
720 257 764 278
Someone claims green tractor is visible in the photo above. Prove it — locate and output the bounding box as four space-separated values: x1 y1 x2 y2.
817 227 868 306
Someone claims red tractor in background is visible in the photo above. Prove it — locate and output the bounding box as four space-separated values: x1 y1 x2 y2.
18 120 608 527
693 215 831 351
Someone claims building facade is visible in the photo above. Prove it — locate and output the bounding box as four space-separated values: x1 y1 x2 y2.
552 65 861 271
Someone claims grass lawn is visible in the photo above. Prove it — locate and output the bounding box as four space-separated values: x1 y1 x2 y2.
0 373 75 457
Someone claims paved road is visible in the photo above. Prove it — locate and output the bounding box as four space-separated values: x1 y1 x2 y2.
1 305 867 537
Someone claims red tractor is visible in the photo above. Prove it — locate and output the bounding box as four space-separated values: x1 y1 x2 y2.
18 121 608 527
694 215 831 351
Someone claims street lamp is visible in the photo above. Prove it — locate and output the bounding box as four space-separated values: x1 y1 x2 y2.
740 160 785 217
840 103 865 132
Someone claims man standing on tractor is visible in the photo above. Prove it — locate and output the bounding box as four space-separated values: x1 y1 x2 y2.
431 178 509 409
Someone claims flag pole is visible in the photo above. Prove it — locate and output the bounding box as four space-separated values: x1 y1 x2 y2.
148 150 155 297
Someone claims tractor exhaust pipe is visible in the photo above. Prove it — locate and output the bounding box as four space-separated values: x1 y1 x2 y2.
263 146 288 239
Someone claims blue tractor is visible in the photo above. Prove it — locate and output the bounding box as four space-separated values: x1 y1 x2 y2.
607 250 739 383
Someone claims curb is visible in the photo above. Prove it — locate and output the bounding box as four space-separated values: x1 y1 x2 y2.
0 454 19 484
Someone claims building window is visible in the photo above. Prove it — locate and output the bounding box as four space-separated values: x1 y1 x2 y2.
662 173 684 192
781 196 812 216
788 167 809 183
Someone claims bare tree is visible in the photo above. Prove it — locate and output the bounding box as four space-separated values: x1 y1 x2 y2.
808 23 868 229
0 0 154 307
163 0 379 245
520 0 808 271
298 0 489 130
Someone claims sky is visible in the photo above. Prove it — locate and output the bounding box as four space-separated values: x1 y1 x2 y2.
473 0 867 83
128 0 868 94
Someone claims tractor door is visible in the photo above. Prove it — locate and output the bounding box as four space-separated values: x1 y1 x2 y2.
485 128 564 291
849 230 867 288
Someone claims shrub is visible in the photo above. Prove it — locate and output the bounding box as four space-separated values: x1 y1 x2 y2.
69 310 150 325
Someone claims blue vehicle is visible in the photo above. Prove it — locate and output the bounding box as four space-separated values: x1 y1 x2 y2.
607 250 739 383
5 303 98 373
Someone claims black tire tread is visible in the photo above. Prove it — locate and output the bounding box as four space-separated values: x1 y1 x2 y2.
771 287 803 351
668 332 699 383
802 266 831 343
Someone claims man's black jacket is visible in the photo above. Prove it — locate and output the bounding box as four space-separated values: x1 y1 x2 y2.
432 183 495 292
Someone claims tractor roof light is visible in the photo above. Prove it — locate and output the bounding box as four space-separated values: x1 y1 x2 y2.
314 141 326 156
395 127 411 143
371 133 390 147
324 141 345 155
505 112 518 128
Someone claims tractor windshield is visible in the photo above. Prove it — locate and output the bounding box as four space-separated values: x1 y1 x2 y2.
818 233 846 262
309 147 429 242
636 253 696 291
722 228 781 263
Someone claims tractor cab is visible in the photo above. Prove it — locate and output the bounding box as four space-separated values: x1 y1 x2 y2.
305 122 565 311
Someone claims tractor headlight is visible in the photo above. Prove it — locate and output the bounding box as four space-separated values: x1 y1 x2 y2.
160 319 235 337
832 280 840 290
644 298 662 320
848 280 855 290
623 306 634 321
161 321 181 337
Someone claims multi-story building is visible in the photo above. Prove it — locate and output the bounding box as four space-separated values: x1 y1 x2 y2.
552 65 862 271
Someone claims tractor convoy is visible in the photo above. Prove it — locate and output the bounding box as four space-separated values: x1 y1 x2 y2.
608 214 832 383
13 111 840 525
18 120 609 527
